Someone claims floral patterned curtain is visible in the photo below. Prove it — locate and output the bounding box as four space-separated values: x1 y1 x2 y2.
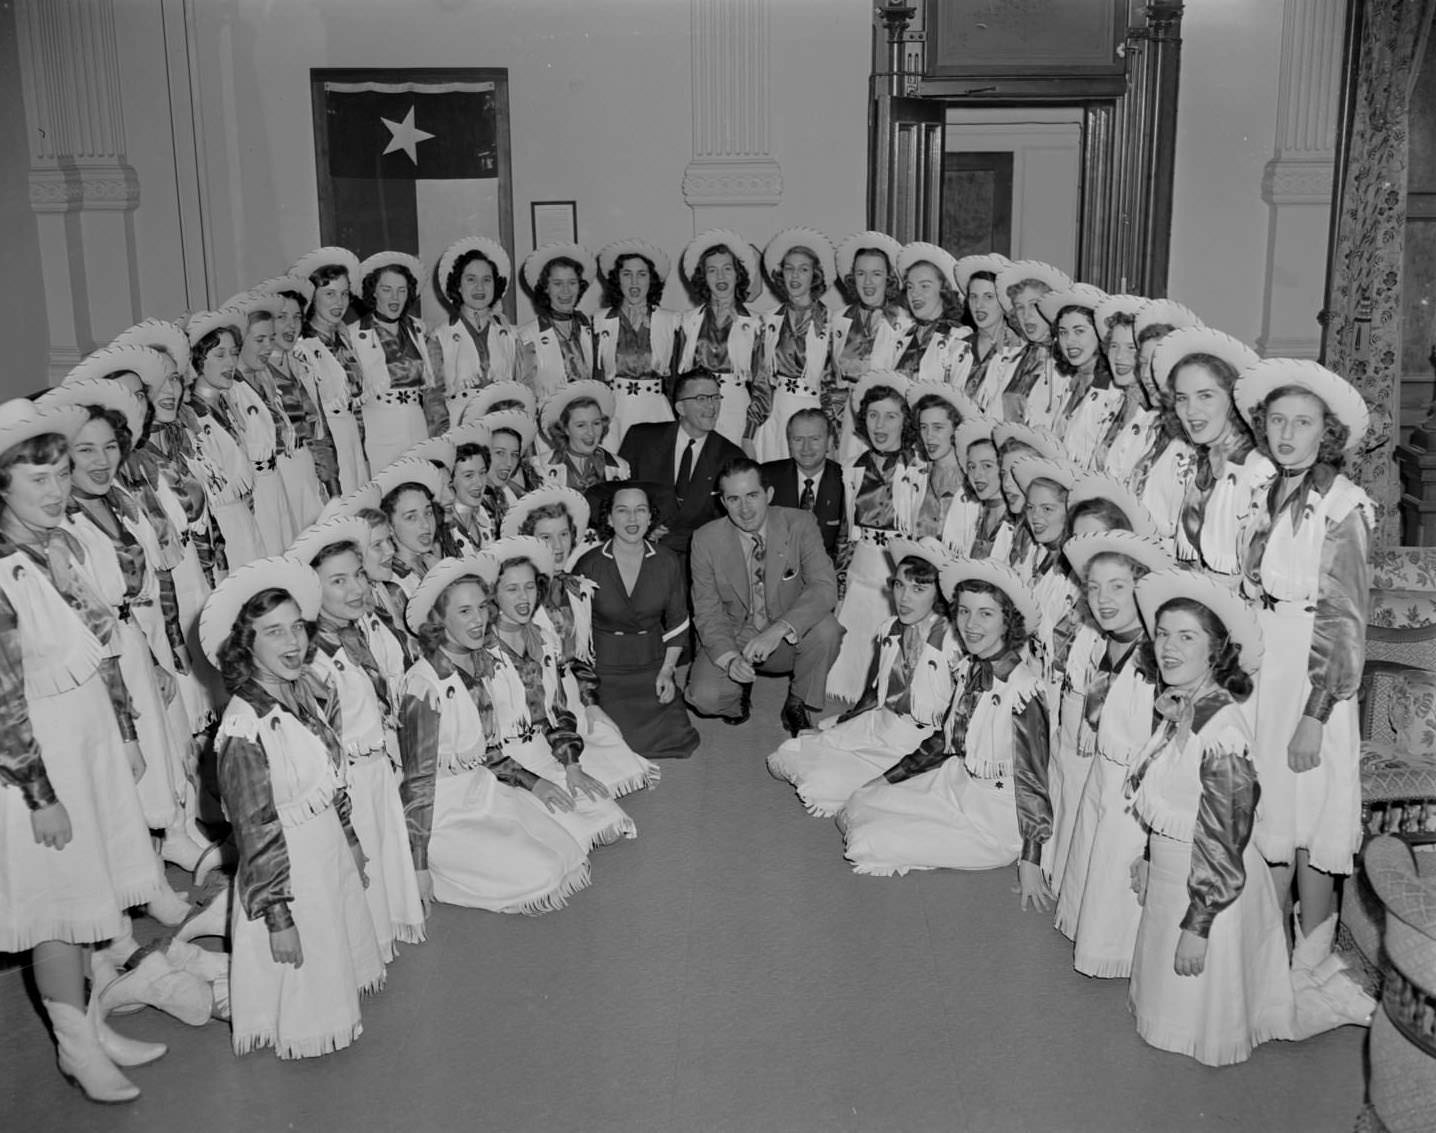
1321 0 1436 547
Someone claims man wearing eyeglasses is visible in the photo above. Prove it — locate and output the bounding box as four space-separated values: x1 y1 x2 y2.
618 369 745 557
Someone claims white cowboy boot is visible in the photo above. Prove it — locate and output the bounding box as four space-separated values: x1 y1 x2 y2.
95 948 212 1027
174 888 228 945
87 993 167 1067
144 866 192 927
43 998 139 1104
165 938 228 983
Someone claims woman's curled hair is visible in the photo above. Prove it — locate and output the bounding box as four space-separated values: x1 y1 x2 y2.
217 588 303 694
1155 597 1252 701
953 579 1029 652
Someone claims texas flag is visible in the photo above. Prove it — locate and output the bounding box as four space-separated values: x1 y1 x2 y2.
318 78 506 303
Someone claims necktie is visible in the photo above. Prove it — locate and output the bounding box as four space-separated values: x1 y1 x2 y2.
799 476 815 511
749 533 768 630
676 438 695 501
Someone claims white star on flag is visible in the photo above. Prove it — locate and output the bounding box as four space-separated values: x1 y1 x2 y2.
381 105 434 165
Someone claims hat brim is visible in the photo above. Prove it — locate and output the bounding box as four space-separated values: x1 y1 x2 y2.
0 402 90 456
954 253 1012 295
1010 455 1077 494
405 554 499 635
1093 294 1146 333
198 556 322 666
763 228 836 288
186 309 245 348
887 537 951 577
1151 327 1260 395
939 558 1041 635
485 534 556 577
404 435 458 470
40 380 146 443
436 237 512 300
681 230 762 302
463 381 537 422
1036 285 1108 326
359 251 425 288
474 410 538 451
501 485 592 539
370 458 444 505
597 239 671 284
1068 473 1159 539
110 319 190 364
850 370 912 415
522 243 597 294
896 242 957 290
286 516 370 568
992 422 1067 463
63 345 166 393
1136 568 1264 673
1134 299 1203 339
835 231 904 281
907 380 980 422
994 261 1073 311
1234 359 1370 451
955 417 997 458
1063 530 1173 576
539 380 616 436
289 246 361 287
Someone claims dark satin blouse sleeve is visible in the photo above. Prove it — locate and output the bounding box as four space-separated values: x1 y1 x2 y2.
398 685 440 870
1012 689 1053 865
1304 506 1371 723
216 727 294 931
0 593 55 810
1181 745 1259 938
99 656 139 743
882 731 953 785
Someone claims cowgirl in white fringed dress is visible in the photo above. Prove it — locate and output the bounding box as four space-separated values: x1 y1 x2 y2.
398 555 591 914
1052 532 1170 979
838 559 1054 914
1124 570 1292 1066
429 236 518 430
229 292 299 554
593 238 678 447
830 231 911 459
1234 360 1373 954
204 557 384 1060
290 517 426 961
768 539 961 817
891 242 974 389
352 251 437 473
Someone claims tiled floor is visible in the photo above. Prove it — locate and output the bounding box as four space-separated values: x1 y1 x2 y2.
0 680 1366 1132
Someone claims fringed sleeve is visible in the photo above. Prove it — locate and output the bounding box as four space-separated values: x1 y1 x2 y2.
397 682 440 869
216 719 294 931
1012 688 1053 865
1181 743 1258 938
0 593 54 810
1304 505 1372 722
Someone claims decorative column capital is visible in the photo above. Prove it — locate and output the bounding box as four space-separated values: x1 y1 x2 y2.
682 159 783 207
29 164 141 214
1261 156 1335 205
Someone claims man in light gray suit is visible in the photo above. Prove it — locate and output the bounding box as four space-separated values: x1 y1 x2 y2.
686 457 843 737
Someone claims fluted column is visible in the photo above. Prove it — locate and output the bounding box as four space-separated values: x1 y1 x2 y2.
15 0 141 380
683 0 783 230
1259 0 1345 359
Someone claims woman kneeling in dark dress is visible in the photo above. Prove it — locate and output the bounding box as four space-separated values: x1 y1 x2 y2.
575 481 699 759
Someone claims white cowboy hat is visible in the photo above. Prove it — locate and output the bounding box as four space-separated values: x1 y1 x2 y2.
906 380 981 422
955 416 998 459
198 555 321 667
485 534 556 577
110 318 189 364
835 230 904 281
939 557 1042 635
886 536 954 577
680 229 763 302
1134 298 1203 341
0 399 88 455
370 457 444 505
1067 472 1159 539
1136 568 1264 673
317 482 382 522
38 379 145 443
184 309 245 348
1009 455 1079 495
219 289 283 320
436 235 512 299
1063 529 1174 577
994 260 1073 312
896 241 958 291
458 381 537 426
358 250 425 290
954 253 1013 296
1036 283 1110 327
1233 358 1370 451
521 242 597 294
285 515 370 568
252 274 314 305
1151 326 1259 394
992 421 1067 462
596 238 672 285
1093 294 1146 335
850 370 912 414
289 246 361 287
501 484 592 540
539 380 615 440
762 227 836 287
473 409 538 452
403 433 458 471
405 553 499 635
63 344 167 392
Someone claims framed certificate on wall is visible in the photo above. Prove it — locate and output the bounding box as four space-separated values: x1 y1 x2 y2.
531 200 577 248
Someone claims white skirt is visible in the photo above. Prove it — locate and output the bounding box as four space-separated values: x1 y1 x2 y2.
1130 832 1294 1066
346 752 425 960
0 670 160 951
428 766 591 915
362 401 429 475
506 734 637 851
229 804 384 1059
607 376 673 450
713 373 751 448
1252 605 1362 875
278 448 327 531
117 619 185 830
839 757 1021 876
767 707 926 817
1055 753 1147 978
211 497 265 573
826 539 894 703
752 388 820 465
328 410 370 495
560 669 659 797
1047 684 1090 895
252 467 298 557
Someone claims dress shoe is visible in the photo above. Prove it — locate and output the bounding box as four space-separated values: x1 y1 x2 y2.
723 682 753 726
780 696 814 738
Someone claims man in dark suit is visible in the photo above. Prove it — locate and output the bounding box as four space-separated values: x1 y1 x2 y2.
687 457 843 736
761 407 845 562
618 370 745 557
